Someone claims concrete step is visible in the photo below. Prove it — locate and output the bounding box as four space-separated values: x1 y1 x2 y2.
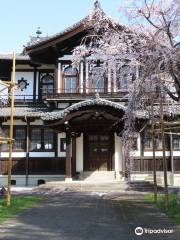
78 171 116 182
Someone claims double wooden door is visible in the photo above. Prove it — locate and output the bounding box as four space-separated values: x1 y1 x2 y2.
85 134 112 171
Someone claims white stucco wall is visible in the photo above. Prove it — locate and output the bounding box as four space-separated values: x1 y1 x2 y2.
0 152 26 158
29 152 55 157
30 119 44 126
58 132 66 157
114 133 123 175
14 72 34 100
76 134 83 172
2 119 26 126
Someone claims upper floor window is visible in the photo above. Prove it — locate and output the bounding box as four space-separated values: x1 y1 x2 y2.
41 73 54 98
89 62 106 93
63 66 78 93
117 65 131 90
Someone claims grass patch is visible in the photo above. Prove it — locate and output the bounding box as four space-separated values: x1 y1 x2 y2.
144 194 180 225
0 196 42 224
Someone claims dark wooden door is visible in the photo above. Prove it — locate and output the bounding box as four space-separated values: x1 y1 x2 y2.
85 134 111 171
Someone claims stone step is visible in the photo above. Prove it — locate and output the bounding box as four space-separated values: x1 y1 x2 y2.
37 180 164 193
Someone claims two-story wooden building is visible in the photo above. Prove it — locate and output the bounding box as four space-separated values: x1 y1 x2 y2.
0 2 180 186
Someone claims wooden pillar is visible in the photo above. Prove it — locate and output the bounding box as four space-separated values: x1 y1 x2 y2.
33 66 37 103
25 119 30 186
83 60 86 95
58 62 62 94
72 136 76 176
54 61 58 96
66 132 72 179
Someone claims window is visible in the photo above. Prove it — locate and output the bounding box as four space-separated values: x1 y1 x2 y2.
132 138 138 150
144 131 169 150
0 127 26 152
173 135 180 149
44 129 54 150
30 128 54 151
60 138 66 152
144 132 152 149
14 128 26 151
89 63 105 93
156 133 162 149
1 127 9 151
41 73 54 98
64 67 78 93
31 128 41 150
118 65 131 90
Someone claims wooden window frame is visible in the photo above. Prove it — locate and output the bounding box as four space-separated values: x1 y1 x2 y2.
62 66 79 94
0 126 26 152
39 71 54 99
30 127 55 152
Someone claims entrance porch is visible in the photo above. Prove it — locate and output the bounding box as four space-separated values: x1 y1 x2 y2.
43 97 126 181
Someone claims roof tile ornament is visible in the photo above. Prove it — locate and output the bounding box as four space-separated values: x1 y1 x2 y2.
94 0 101 9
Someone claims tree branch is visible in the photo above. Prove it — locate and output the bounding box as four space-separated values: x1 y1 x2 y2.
163 85 179 101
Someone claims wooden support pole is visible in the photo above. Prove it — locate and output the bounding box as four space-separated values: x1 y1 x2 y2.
160 96 169 209
25 119 30 186
7 52 15 206
151 96 157 202
170 132 174 186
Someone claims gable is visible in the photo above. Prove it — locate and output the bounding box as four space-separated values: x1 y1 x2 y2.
26 18 89 64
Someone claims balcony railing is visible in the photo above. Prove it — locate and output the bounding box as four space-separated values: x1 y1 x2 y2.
44 88 129 100
0 88 129 105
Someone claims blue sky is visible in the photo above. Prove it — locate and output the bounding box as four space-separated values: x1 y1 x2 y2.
0 0 122 53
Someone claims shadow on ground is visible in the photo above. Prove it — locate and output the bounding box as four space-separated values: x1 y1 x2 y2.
0 191 179 240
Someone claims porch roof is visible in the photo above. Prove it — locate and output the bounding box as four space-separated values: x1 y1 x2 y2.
41 98 146 121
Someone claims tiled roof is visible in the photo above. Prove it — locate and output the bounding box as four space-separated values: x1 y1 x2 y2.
0 53 30 61
0 106 49 118
41 98 128 121
26 17 88 50
2 100 179 121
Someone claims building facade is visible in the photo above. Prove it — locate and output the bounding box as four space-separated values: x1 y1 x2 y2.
0 4 180 186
